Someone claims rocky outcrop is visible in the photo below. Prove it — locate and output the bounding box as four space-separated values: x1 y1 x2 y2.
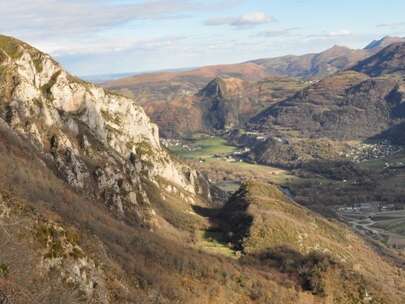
198 76 310 132
199 77 247 130
0 35 210 226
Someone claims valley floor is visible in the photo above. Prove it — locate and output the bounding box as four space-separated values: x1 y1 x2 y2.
167 134 405 261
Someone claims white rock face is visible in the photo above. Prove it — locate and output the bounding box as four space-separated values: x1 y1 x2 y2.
13 52 160 153
0 37 206 196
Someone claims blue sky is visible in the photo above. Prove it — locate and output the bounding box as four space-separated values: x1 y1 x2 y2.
1 0 405 76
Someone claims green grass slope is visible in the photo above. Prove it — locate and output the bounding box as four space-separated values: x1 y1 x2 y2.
219 181 405 303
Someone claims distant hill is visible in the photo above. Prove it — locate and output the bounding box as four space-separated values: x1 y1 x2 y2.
104 62 267 94
248 36 405 79
82 67 196 83
353 42 405 77
249 70 390 139
250 42 405 140
244 42 405 166
365 36 405 50
81 72 135 83
248 45 369 79
198 76 310 131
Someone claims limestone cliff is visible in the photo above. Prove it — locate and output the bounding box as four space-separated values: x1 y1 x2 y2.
0 35 209 226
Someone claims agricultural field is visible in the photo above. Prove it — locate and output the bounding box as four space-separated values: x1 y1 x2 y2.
168 135 238 161
372 211 405 235
338 208 405 250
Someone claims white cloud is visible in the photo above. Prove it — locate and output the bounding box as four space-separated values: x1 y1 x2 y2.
257 27 301 38
328 29 352 37
205 11 273 28
0 0 242 58
377 22 405 29
43 36 187 56
0 0 198 38
307 29 353 39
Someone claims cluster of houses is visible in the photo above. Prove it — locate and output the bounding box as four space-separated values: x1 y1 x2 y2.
384 161 405 169
241 131 268 142
212 154 241 163
161 138 199 152
345 141 402 163
337 202 399 213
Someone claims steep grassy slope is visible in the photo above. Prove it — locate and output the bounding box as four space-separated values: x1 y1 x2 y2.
218 181 405 303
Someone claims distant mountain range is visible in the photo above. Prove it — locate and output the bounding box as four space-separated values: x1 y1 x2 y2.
81 72 135 83
103 36 405 138
83 67 195 83
252 40 405 136
103 36 405 86
247 36 405 79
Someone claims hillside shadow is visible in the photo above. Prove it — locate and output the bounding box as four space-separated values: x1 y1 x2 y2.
191 205 234 249
191 188 254 251
191 205 222 218
366 121 405 145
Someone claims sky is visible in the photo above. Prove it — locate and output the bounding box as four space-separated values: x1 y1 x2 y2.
1 0 405 76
